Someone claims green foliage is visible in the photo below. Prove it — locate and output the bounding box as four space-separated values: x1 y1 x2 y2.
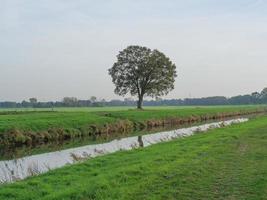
62 97 78 107
29 98 37 104
109 45 177 108
1 116 267 199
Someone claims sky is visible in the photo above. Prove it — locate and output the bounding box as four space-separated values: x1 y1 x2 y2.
1 0 267 101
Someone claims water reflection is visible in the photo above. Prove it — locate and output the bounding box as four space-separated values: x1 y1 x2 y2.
0 116 245 160
0 118 248 184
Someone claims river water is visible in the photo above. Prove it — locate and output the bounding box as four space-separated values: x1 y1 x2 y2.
0 118 248 184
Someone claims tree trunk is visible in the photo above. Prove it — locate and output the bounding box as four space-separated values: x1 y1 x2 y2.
137 95 144 109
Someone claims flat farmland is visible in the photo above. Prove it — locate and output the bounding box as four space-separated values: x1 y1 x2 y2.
1 114 267 200
0 105 266 132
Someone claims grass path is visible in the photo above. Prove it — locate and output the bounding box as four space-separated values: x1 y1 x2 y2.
0 116 267 199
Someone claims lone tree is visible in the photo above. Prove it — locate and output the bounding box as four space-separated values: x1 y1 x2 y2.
109 45 177 109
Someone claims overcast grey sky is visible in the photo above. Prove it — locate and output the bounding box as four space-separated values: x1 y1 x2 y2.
1 0 267 101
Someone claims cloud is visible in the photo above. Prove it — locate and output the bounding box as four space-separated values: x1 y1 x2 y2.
1 0 267 101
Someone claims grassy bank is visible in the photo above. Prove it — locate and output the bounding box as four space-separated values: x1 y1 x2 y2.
1 115 267 199
0 106 267 146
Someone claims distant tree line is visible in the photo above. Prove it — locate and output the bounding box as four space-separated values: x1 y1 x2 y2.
1 88 267 108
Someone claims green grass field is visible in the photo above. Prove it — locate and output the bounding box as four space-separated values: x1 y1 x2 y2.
0 105 266 133
0 105 266 147
1 114 267 199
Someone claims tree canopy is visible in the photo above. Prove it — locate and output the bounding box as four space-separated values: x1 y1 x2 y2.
109 45 177 109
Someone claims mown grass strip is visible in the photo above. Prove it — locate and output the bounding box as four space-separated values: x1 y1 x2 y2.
0 116 266 199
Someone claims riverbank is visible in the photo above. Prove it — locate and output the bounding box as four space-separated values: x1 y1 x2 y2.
0 115 266 199
0 106 266 147
0 118 247 183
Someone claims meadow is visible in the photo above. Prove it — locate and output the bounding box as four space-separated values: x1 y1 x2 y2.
0 114 267 199
0 105 266 147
